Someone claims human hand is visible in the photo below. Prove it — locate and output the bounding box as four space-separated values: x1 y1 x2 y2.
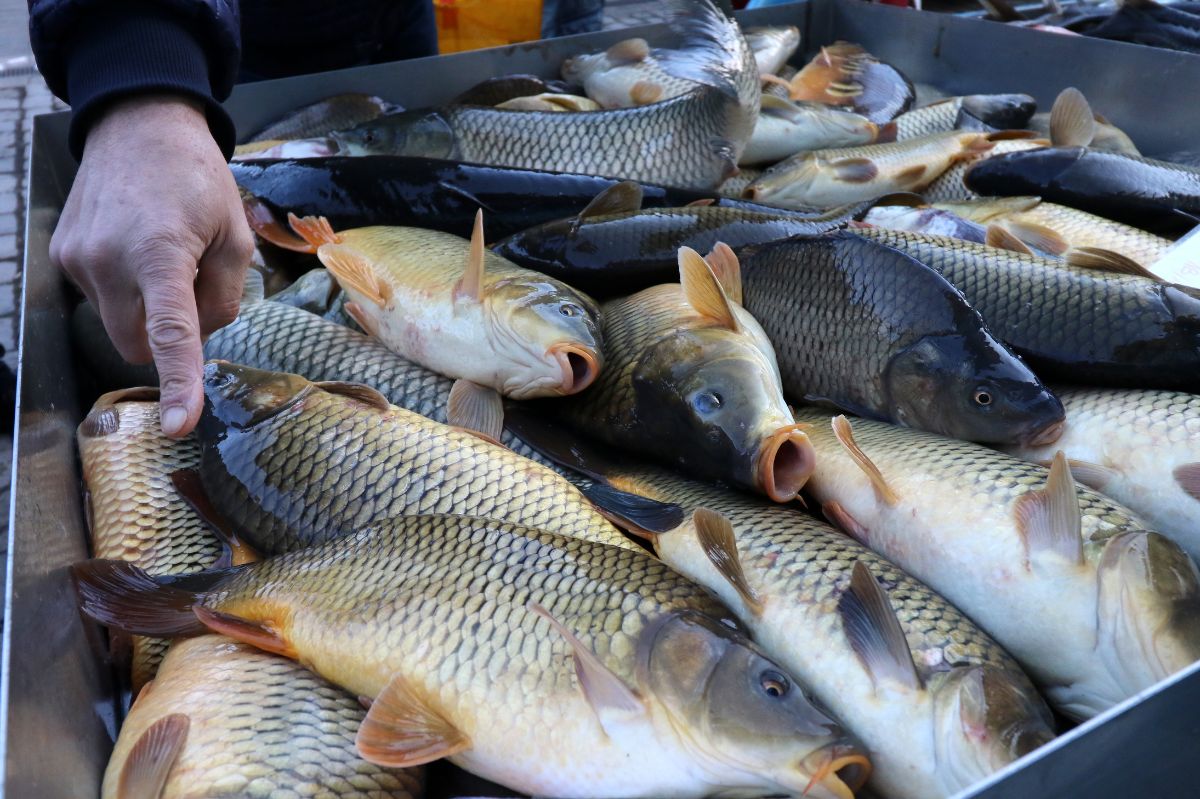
51 93 253 437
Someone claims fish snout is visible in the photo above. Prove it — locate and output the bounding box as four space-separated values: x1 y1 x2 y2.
800 742 872 799
548 342 601 395
1023 418 1065 447
756 424 815 503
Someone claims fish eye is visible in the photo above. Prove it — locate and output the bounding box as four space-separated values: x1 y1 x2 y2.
973 388 993 407
362 130 376 144
559 302 582 317
692 391 723 414
760 669 789 698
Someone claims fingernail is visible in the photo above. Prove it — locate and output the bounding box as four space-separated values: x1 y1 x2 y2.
161 406 188 436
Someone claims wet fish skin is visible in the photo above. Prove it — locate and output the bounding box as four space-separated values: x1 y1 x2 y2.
265 267 339 313
244 93 396 142
741 98 880 166
853 228 1200 391
862 204 990 244
77 391 221 690
195 361 631 555
738 231 1064 445
560 38 699 109
102 636 424 798
1000 387 1200 561
743 25 801 76
919 137 1047 202
893 94 1035 140
77 515 867 799
796 407 1200 720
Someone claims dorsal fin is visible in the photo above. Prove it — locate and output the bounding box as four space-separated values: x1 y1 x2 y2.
315 381 392 411
356 671 471 767
447 379 504 445
693 508 763 616
1050 87 1097 147
1013 451 1084 567
578 181 644 221
838 561 922 691
118 713 189 799
454 209 487 302
986 223 1036 256
831 416 899 506
703 242 742 304
679 246 739 331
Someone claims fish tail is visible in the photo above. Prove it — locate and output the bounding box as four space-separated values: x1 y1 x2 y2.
71 560 232 638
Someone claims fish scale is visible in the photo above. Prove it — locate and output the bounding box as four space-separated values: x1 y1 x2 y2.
78 398 221 691
196 365 629 555
102 635 424 798
921 139 1046 202
892 98 964 140
854 228 1200 389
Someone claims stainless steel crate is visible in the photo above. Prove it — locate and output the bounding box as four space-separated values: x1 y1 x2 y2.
7 1 1200 795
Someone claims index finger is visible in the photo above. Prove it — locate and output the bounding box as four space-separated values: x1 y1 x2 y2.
138 265 205 438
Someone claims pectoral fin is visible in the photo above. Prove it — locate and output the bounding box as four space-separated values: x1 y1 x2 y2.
832 416 899 506
1175 463 1200 502
582 482 686 538
838 561 922 691
830 157 878 184
1063 459 1119 492
630 80 664 105
986 223 1036 256
703 242 742 304
1013 451 1084 567
1002 219 1069 255
693 508 764 616
356 671 471 767
447 379 504 445
823 500 870 545
454 209 487 302
118 713 189 799
679 246 740 331
320 244 391 307
1049 87 1097 147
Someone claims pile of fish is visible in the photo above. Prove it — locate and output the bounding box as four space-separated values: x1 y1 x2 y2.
66 1 1200 798
978 0 1200 54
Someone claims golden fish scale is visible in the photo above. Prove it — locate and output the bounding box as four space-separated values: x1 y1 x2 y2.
340 226 535 292
204 387 634 553
78 400 221 688
605 467 1019 680
1014 204 1172 265
103 635 423 798
802 130 978 166
205 516 728 777
793 407 1149 558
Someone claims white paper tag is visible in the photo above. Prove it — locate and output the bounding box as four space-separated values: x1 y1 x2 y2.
1149 224 1200 289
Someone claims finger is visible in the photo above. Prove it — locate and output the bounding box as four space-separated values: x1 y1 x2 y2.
139 266 205 438
195 228 251 335
94 289 153 364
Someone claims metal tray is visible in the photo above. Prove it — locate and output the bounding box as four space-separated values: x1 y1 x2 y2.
7 1 1200 795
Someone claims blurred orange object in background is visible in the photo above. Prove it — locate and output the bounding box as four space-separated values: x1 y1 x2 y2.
435 0 545 53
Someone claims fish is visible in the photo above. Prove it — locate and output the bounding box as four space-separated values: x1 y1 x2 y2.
505 409 1056 799
1029 87 1140 155
286 211 604 399
241 93 397 143
744 25 801 76
851 227 1200 390
933 196 1174 271
203 300 563 472
1080 0 1200 54
494 93 601 112
744 131 994 209
740 96 884 167
768 42 914 124
490 181 866 297
861 202 992 244
892 94 1036 140
917 134 1048 202
1000 387 1200 562
101 635 424 799
963 145 1200 230
795 408 1200 720
451 74 573 106
736 231 1065 444
73 514 871 799
194 361 633 555
558 247 814 503
719 167 762 198
560 37 701 108
331 0 760 190
76 389 227 691
231 157 716 242
264 267 340 314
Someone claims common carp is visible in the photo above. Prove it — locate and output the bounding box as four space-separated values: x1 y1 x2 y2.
741 97 884 166
892 94 1036 140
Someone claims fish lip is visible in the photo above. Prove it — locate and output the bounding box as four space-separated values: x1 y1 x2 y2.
1022 418 1065 447
756 424 815 503
800 743 872 799
547 342 600 395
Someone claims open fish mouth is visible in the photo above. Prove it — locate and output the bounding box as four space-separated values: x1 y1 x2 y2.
756 424 815 502
1022 419 1066 447
800 743 872 799
548 342 601 395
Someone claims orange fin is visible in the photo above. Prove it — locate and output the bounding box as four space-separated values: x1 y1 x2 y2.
838 561 922 691
823 500 870 545
447 379 504 445
170 469 260 568
1175 463 1200 502
679 246 739 331
315 381 392 411
986 223 1036 256
630 80 663 105
832 416 899 506
320 244 391 307
242 195 316 253
1066 247 1158 279
118 713 189 799
288 213 342 247
605 37 650 65
1002 219 1069 255
454 209 486 302
703 242 742 305
1013 451 1083 567
193 605 297 659
693 508 764 616
873 121 898 143
356 671 471 768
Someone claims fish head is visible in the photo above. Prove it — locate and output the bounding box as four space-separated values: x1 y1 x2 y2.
930 666 1054 789
741 153 820 208
963 146 1086 196
883 332 1065 445
331 111 456 158
485 279 604 398
632 328 813 501
200 361 313 433
640 611 869 799
957 94 1037 131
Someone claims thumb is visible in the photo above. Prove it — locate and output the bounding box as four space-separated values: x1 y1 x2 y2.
139 265 205 437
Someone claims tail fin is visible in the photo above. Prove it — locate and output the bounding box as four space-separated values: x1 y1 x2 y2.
656 0 753 102
71 560 229 637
